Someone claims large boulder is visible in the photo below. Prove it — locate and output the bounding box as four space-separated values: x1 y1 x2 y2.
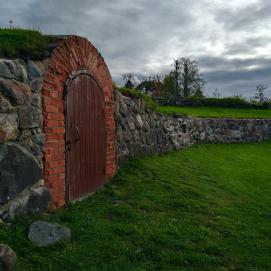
0 79 31 106
0 185 51 221
0 114 18 142
0 59 28 83
0 143 43 204
0 244 17 271
0 60 14 79
28 221 71 247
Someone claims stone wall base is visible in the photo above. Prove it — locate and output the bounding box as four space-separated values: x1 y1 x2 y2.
115 91 271 166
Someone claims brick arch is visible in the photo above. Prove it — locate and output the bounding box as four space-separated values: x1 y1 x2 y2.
42 36 116 208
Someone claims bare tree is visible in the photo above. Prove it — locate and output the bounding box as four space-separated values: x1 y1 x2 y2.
254 84 268 102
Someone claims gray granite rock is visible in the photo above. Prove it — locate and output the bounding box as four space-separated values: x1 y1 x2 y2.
0 143 43 204
0 60 15 80
0 183 51 221
27 61 42 81
0 60 28 83
28 221 71 247
0 79 31 106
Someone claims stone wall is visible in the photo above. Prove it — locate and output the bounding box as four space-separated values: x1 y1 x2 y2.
0 59 50 220
115 91 271 166
1 59 271 221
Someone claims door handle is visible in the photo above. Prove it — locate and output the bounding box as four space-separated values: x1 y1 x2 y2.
66 124 80 151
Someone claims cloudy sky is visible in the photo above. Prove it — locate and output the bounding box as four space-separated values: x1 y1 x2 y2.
1 0 271 97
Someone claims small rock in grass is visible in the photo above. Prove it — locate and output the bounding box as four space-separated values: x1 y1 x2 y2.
0 244 17 271
28 221 71 247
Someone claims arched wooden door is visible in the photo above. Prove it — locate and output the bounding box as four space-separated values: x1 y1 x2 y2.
65 73 106 201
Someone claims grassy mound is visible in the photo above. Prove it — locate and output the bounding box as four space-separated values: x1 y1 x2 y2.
157 105 271 119
0 28 53 59
157 96 270 109
1 142 271 270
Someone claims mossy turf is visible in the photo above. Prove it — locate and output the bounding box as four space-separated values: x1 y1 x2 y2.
157 105 271 119
1 142 271 270
0 28 52 59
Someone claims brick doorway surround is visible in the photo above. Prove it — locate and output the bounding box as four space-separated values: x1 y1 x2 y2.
42 36 116 208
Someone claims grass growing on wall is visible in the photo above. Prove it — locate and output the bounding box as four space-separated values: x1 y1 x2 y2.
1 142 271 270
0 28 52 59
116 87 158 110
157 105 271 119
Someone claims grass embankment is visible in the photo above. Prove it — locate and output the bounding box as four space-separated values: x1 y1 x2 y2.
157 105 271 119
1 142 271 270
0 28 52 59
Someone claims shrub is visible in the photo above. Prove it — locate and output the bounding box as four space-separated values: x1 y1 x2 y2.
156 96 270 109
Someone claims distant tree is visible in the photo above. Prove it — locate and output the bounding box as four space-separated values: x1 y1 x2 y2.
151 76 163 97
193 80 205 97
162 57 206 98
122 73 136 89
136 75 162 96
136 76 155 93
254 84 268 102
160 73 179 99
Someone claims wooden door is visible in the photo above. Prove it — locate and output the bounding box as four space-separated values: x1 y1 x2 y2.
66 74 106 201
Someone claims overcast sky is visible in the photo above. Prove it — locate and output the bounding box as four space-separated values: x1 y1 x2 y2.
1 0 271 97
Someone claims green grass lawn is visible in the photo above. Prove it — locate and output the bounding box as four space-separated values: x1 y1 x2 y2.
1 142 271 271
157 105 271 119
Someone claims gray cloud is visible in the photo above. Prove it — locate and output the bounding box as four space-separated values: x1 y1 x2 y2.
215 0 271 32
1 0 270 97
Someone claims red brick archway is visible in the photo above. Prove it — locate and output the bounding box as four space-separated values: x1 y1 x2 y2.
42 36 116 208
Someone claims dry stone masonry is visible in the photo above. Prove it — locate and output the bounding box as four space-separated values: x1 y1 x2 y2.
0 59 50 220
115 91 271 166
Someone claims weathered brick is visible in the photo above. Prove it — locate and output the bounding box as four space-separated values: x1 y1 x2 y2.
43 36 116 209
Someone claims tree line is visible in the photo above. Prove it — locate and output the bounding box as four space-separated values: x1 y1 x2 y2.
121 57 269 104
122 57 206 99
